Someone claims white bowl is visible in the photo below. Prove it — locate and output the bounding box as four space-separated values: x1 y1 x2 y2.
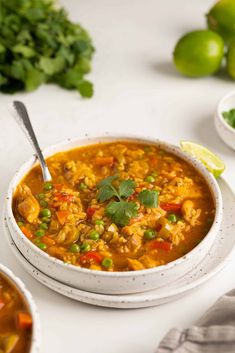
0 264 40 353
5 134 223 295
215 90 235 151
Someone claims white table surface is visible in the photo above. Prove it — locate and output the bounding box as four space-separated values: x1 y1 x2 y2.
1 0 235 352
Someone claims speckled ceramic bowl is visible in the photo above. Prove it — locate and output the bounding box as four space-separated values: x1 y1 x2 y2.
215 90 235 150
5 134 223 295
0 264 40 352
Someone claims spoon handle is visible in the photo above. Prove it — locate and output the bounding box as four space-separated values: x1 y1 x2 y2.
12 101 52 182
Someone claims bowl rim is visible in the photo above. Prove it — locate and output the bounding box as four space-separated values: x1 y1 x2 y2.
217 90 235 134
6 133 223 278
0 263 40 353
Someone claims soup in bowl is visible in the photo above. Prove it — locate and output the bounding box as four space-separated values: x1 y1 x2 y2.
0 264 40 353
6 136 222 294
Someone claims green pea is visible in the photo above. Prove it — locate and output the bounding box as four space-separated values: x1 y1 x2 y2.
37 243 47 250
44 182 53 191
17 221 24 227
41 217 51 224
80 243 91 252
40 200 48 207
35 229 45 237
69 244 80 253
145 175 155 183
151 171 158 177
102 257 113 268
39 223 48 230
89 230 100 240
79 182 87 190
38 193 45 200
144 229 156 240
144 146 151 153
40 209 51 218
34 238 41 244
168 213 178 223
95 219 104 225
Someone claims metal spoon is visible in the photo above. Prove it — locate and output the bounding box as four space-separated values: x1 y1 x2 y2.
12 101 52 182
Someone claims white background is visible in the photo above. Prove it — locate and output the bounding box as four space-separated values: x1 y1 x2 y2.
1 0 235 352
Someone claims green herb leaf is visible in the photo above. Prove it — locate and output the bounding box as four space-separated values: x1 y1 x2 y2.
105 201 138 227
138 189 159 208
39 56 65 76
97 175 119 202
97 175 119 188
119 180 136 198
0 0 94 97
222 109 235 129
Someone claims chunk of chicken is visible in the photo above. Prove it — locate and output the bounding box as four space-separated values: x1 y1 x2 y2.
182 200 201 226
139 255 160 268
127 258 145 270
158 217 185 245
15 184 40 223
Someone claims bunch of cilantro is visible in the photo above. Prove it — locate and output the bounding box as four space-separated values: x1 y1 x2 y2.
0 0 94 97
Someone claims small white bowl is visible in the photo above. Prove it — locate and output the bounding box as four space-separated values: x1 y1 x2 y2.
0 264 40 353
5 134 223 295
215 90 235 151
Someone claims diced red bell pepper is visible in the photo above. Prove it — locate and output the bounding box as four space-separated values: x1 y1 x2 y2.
86 207 96 218
149 240 172 251
17 312 33 329
160 202 182 212
54 192 74 203
53 183 64 190
79 251 103 265
0 299 5 310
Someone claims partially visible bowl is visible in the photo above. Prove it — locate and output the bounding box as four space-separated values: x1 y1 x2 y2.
5 134 223 294
0 263 40 353
215 90 235 151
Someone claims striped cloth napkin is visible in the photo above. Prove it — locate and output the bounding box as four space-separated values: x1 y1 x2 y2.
156 289 235 353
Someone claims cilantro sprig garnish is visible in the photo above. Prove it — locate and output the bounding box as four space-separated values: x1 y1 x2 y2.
0 0 94 97
222 109 235 129
97 175 137 226
97 175 159 226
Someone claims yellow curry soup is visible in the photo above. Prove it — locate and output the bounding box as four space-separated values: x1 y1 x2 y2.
0 273 32 353
13 142 215 272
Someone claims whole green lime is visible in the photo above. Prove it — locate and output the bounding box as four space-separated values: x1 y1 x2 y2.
207 0 235 44
173 30 224 77
227 39 235 79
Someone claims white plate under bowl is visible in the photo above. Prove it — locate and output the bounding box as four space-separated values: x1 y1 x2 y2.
5 134 223 295
3 178 235 309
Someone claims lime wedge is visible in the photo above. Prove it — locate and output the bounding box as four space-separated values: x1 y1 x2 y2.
180 141 225 178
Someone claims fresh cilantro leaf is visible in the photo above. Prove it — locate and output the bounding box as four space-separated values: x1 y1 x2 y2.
25 68 45 91
97 175 119 202
97 185 116 203
12 44 36 58
77 80 93 98
119 180 136 198
222 109 235 129
105 201 138 227
138 189 159 208
97 175 118 188
0 0 94 97
39 56 65 76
